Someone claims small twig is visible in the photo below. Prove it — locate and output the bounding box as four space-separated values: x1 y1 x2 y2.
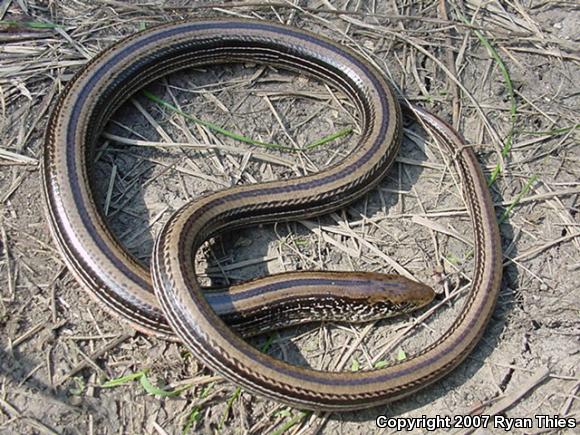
0 397 59 435
55 333 134 386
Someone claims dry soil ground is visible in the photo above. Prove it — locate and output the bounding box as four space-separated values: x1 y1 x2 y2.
0 1 578 434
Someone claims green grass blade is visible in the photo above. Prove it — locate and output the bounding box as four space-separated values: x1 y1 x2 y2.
101 369 190 397
218 387 241 429
218 334 277 427
101 370 148 388
182 407 202 434
143 91 294 151
499 175 538 224
457 14 516 186
271 411 311 435
521 124 579 136
139 373 184 397
182 383 214 434
0 20 62 29
143 91 354 154
304 127 353 150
